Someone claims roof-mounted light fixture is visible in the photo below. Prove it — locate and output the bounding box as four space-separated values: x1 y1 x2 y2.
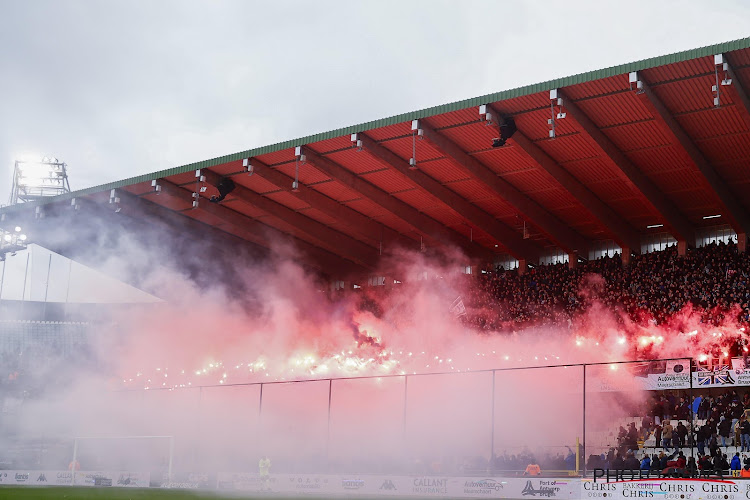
548 89 566 139
192 169 206 209
242 158 254 176
713 54 733 108
646 224 664 229
628 72 645 94
410 120 423 169
151 180 162 194
703 214 722 220
109 189 122 212
70 198 80 211
351 133 363 152
35 205 44 220
293 146 306 192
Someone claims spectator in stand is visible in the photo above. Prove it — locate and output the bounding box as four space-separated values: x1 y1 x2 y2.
654 423 663 451
675 421 688 449
699 397 711 420
731 452 742 472
640 454 651 471
696 425 707 456
741 418 750 452
699 453 712 474
651 453 662 474
686 456 698 477
624 451 640 470
714 453 730 476
719 416 733 448
709 433 720 457
676 397 690 421
663 420 674 451
693 395 703 419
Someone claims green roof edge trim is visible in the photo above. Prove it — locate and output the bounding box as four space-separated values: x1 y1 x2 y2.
3 36 750 216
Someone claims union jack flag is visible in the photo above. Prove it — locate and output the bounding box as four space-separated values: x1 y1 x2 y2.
714 369 735 385
696 367 713 386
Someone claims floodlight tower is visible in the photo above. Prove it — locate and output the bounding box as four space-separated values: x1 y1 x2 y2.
9 157 71 205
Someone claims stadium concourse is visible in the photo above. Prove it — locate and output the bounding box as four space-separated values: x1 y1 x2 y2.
4 37 750 498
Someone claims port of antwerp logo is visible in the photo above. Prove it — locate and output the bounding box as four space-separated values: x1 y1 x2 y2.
380 479 397 490
522 480 557 497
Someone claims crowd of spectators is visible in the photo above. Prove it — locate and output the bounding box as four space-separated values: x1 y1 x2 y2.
585 387 750 476
464 240 750 330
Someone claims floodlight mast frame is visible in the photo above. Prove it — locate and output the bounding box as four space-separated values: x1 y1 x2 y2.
9 158 71 206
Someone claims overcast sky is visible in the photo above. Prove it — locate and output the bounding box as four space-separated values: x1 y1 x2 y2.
1 0 749 205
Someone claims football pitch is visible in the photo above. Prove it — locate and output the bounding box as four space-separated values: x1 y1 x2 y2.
0 487 444 500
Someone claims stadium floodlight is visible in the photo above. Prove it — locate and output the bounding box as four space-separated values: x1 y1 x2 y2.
9 156 71 205
646 224 664 229
703 214 722 219
351 133 363 151
293 146 306 191
242 157 255 176
409 120 423 169
0 225 29 260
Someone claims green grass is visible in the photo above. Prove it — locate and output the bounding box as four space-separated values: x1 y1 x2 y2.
0 488 259 500
0 487 440 500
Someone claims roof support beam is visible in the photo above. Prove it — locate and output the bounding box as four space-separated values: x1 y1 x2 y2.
720 54 750 135
418 118 590 255
557 88 695 243
197 170 380 269
298 145 497 263
629 72 750 236
154 179 368 277
239 157 416 251
354 134 541 261
483 105 641 252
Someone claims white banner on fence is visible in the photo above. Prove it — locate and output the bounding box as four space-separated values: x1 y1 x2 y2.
4 470 750 500
214 473 579 498
0 470 149 488
582 477 747 500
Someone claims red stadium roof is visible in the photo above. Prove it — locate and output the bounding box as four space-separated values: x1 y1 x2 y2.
3 37 750 277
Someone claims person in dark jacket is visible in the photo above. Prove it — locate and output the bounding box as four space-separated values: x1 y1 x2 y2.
676 421 689 449
696 425 707 455
650 454 662 473
654 423 663 450
640 455 651 471
714 453 730 476
719 417 733 448
741 418 750 452
612 452 625 470
676 397 690 421
624 451 640 471
709 433 720 457
660 452 670 470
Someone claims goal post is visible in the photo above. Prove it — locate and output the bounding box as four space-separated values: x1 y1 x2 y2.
71 435 174 483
